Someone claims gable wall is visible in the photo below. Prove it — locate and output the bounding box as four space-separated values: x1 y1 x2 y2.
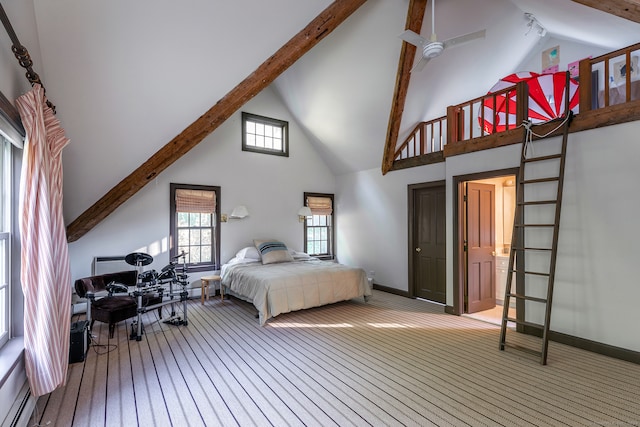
67 86 335 282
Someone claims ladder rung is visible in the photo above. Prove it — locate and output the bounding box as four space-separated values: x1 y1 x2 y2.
523 153 562 163
521 177 559 185
504 317 545 329
501 341 543 357
518 199 557 206
511 246 552 251
506 293 547 303
509 269 550 277
514 223 555 227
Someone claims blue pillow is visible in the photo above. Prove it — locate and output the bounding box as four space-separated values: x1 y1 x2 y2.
253 240 294 264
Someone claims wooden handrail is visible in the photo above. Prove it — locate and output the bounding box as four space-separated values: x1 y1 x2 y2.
446 82 528 144
388 41 640 172
393 115 446 160
579 42 640 111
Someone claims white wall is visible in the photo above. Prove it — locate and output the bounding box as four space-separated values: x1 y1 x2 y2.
67 86 335 283
339 121 640 352
553 121 640 351
336 163 445 290
515 36 610 76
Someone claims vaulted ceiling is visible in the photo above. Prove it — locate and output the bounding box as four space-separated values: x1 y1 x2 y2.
16 0 640 240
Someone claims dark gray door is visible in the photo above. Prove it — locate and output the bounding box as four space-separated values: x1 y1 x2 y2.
413 185 446 303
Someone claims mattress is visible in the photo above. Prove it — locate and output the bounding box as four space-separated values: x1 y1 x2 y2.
221 258 371 325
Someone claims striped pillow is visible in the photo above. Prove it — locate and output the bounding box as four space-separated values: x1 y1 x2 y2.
253 240 294 264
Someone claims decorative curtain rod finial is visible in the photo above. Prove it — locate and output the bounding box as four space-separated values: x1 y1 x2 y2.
1 3 56 113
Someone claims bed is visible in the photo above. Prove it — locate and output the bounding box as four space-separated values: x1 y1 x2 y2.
221 242 372 325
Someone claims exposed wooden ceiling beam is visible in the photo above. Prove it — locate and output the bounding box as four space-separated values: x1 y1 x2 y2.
380 0 427 175
571 0 640 23
66 0 367 243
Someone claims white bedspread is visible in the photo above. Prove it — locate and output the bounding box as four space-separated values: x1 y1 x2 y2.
221 259 371 325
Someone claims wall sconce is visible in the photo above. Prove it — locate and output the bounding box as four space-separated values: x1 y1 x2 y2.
221 205 249 222
298 206 312 222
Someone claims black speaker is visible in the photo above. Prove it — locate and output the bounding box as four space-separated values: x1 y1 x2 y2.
69 320 89 363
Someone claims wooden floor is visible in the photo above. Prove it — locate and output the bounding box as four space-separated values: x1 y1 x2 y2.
31 290 640 426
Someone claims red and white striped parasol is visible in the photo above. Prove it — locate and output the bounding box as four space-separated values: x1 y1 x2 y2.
526 72 580 123
479 71 579 134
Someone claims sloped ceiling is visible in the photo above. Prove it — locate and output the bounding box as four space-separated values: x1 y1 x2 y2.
29 0 640 225
277 0 640 175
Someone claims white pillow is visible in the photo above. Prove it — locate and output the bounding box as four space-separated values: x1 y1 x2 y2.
235 246 261 260
291 250 312 260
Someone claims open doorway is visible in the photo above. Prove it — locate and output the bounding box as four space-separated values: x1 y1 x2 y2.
454 169 518 325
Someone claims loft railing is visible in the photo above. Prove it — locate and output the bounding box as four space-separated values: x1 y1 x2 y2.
394 116 446 161
391 41 640 169
447 82 528 144
579 41 640 112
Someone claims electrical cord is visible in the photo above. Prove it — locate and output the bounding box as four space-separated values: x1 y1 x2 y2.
520 113 571 159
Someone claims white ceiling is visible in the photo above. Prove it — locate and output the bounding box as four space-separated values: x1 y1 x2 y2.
29 0 640 215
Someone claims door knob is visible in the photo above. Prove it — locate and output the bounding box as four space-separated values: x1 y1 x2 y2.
491 251 496 256
415 247 421 253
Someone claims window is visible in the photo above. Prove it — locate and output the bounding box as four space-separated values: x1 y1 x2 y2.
0 134 13 348
303 193 334 260
242 112 289 157
170 184 221 272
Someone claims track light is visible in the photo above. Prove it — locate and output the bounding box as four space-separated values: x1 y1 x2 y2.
524 13 546 38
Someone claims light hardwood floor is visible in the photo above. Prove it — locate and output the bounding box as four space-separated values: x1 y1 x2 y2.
31 290 640 426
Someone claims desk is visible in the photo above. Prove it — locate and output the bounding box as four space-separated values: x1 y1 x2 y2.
200 274 222 304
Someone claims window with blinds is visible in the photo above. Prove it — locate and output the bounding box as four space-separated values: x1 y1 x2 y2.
170 184 221 271
303 192 334 260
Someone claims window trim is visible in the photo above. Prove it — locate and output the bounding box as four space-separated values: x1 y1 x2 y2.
242 112 289 157
0 135 13 349
303 192 335 261
169 183 221 272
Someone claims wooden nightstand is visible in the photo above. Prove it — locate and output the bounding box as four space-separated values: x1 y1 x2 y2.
200 274 222 304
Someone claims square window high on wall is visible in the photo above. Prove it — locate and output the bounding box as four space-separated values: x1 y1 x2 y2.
242 112 289 157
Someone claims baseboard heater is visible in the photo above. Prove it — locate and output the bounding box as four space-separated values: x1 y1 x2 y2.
2 381 35 427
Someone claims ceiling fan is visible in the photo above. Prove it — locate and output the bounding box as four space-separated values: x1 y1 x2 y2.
399 0 486 72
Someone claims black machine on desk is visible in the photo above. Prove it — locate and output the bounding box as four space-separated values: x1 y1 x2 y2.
125 250 190 341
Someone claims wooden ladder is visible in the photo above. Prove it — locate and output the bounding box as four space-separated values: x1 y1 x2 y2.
499 96 573 365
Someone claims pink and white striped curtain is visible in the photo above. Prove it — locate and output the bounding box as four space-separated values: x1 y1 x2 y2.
16 84 71 397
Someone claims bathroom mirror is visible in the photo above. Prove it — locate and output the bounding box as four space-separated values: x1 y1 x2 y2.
502 179 516 253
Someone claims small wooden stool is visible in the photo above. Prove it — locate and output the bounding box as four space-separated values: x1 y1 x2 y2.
200 274 222 304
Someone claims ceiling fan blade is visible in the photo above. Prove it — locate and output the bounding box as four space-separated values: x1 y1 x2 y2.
442 29 486 49
411 56 430 73
398 29 427 47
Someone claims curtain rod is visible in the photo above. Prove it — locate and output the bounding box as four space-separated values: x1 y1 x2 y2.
0 2 55 113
